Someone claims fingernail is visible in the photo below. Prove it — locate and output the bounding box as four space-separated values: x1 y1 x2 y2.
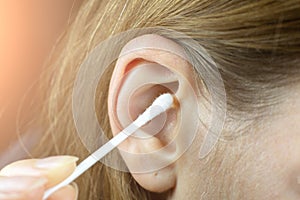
35 156 79 169
27 177 48 190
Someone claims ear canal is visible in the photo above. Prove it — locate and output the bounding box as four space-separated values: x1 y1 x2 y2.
115 62 179 141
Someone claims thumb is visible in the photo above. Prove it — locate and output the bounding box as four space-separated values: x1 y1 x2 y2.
48 183 78 200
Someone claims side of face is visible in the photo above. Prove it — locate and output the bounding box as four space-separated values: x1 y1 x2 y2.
171 87 300 200
107 34 300 199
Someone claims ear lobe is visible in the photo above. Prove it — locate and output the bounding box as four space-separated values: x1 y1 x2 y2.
108 34 200 193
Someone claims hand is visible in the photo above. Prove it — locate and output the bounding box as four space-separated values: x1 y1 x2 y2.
0 156 78 200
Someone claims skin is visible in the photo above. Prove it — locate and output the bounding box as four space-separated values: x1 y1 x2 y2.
173 88 300 200
0 35 299 200
108 35 300 200
1 99 298 200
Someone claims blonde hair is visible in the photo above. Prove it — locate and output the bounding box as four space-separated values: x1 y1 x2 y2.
33 0 300 199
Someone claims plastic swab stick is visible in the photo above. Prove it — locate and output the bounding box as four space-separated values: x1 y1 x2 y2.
43 93 174 199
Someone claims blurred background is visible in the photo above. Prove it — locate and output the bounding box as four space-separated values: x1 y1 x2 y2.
0 0 82 167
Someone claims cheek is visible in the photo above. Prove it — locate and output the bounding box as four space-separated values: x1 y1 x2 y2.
235 131 300 199
266 133 300 197
175 113 300 199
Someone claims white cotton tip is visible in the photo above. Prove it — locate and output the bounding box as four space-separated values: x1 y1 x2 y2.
134 93 174 127
152 93 174 111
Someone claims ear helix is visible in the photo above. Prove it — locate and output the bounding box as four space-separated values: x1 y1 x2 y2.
111 53 201 174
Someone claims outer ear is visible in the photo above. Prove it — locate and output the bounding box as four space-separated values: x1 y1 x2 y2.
108 34 200 193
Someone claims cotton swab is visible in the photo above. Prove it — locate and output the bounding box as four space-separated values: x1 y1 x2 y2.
43 93 174 199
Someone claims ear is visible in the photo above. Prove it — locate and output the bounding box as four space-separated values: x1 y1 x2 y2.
108 34 200 193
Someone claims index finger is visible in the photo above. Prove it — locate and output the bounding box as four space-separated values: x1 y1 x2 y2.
0 156 78 188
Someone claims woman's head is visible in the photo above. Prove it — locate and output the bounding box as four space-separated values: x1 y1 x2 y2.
34 0 300 199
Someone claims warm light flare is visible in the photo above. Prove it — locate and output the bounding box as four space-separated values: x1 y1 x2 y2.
0 0 82 159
